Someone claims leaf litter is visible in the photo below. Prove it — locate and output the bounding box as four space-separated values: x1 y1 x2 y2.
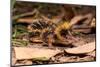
12 1 96 66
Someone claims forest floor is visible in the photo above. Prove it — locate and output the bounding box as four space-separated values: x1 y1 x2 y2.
11 1 96 66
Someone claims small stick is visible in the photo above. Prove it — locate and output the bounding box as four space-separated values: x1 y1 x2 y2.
69 13 93 27
12 9 38 20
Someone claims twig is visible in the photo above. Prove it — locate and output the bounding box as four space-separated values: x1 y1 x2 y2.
12 9 38 20
17 18 41 24
69 13 93 27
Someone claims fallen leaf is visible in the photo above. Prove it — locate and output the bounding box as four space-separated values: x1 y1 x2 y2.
12 49 17 66
18 60 33 65
14 47 61 61
17 18 40 24
87 51 96 57
17 18 34 23
30 38 43 43
12 57 17 66
72 40 86 47
72 29 91 33
58 57 70 63
79 56 95 62
65 42 95 54
58 56 78 63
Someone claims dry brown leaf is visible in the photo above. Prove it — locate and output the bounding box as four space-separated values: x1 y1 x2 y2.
87 51 96 57
58 57 70 63
30 38 43 43
24 60 33 65
72 40 86 47
70 13 93 26
91 18 96 28
72 29 91 33
12 57 17 65
17 18 33 23
12 49 17 66
79 56 95 62
14 47 61 61
17 60 33 65
17 18 40 24
65 42 95 54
